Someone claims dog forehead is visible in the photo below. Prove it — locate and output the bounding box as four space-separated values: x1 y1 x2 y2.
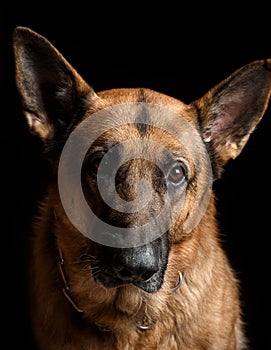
79 88 202 160
94 87 195 123
87 112 196 154
86 89 198 137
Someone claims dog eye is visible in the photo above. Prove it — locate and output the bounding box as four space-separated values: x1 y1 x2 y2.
87 152 108 179
167 163 186 186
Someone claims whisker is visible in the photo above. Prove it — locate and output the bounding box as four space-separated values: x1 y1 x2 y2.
69 257 99 265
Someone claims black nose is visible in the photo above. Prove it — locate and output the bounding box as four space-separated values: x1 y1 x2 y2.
113 246 159 282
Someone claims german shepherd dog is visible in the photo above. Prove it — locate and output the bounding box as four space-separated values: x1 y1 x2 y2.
13 26 271 350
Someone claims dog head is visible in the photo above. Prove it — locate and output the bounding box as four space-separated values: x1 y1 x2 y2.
13 27 271 293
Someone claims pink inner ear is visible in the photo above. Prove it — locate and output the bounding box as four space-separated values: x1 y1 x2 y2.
212 91 255 133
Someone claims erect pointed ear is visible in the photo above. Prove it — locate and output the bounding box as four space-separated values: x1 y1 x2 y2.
13 26 97 141
193 59 271 177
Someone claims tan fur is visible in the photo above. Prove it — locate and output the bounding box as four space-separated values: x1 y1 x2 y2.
13 26 271 349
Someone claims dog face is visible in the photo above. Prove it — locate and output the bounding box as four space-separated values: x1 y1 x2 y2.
59 100 201 293
13 27 271 294
79 107 197 292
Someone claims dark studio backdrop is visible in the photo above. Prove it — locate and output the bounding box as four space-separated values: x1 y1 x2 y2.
1 10 270 350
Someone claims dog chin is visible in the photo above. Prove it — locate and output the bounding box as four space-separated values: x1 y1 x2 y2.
95 272 164 294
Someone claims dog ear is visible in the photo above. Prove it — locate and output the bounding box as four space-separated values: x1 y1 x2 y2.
193 59 271 177
13 26 96 141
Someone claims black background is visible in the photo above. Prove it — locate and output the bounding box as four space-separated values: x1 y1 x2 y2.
1 9 270 350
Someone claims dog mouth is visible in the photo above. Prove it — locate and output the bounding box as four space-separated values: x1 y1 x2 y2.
92 264 166 294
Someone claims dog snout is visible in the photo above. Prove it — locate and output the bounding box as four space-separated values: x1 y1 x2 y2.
114 248 159 282
90 234 169 292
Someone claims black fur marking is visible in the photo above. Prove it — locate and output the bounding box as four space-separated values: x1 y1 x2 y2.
135 89 150 135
